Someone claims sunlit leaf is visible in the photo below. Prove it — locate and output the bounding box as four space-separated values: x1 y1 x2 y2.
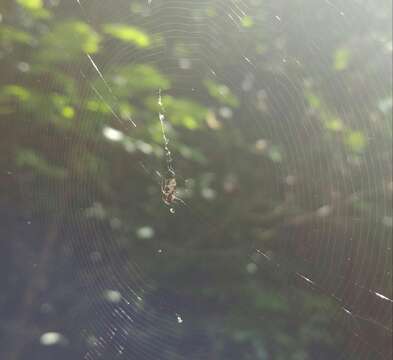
39 21 101 62
241 16 254 28
345 131 367 153
0 26 34 46
333 48 351 71
50 94 75 120
1 85 31 102
16 0 42 10
182 116 199 129
156 95 207 129
85 99 111 115
305 92 321 109
325 117 343 132
61 106 75 119
111 64 170 94
204 79 239 107
16 0 50 18
104 24 151 47
118 102 135 119
1 87 51 116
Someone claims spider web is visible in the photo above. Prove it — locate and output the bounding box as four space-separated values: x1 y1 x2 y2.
73 0 391 359
5 0 391 359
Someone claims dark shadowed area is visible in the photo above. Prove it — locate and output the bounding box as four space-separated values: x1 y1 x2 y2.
0 0 391 359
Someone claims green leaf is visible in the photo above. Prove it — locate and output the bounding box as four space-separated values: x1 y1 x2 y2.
16 149 66 179
152 95 207 129
333 48 351 71
16 0 50 18
0 26 34 46
305 92 321 109
61 106 75 119
345 131 367 153
1 85 31 102
38 21 101 63
241 16 254 28
103 24 151 47
325 117 343 132
110 64 170 95
118 102 135 119
16 0 43 10
204 79 239 107
85 99 111 115
50 94 75 120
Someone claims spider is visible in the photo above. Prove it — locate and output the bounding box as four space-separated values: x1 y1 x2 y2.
161 176 177 206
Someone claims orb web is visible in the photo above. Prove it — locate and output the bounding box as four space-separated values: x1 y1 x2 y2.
5 0 391 359
69 0 393 358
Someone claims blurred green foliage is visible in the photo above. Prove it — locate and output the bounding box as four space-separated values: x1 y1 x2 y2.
38 21 101 62
204 79 240 107
103 24 151 47
333 48 351 71
16 148 67 179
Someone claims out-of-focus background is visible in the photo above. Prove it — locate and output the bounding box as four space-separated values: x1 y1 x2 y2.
0 0 391 359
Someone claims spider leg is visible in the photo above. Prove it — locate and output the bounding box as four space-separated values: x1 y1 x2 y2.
161 176 166 193
173 195 188 207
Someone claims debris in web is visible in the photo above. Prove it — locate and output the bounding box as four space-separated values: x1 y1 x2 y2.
74 1 136 128
374 292 393 303
80 70 125 125
83 55 136 128
86 54 113 94
256 247 393 338
296 272 316 285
